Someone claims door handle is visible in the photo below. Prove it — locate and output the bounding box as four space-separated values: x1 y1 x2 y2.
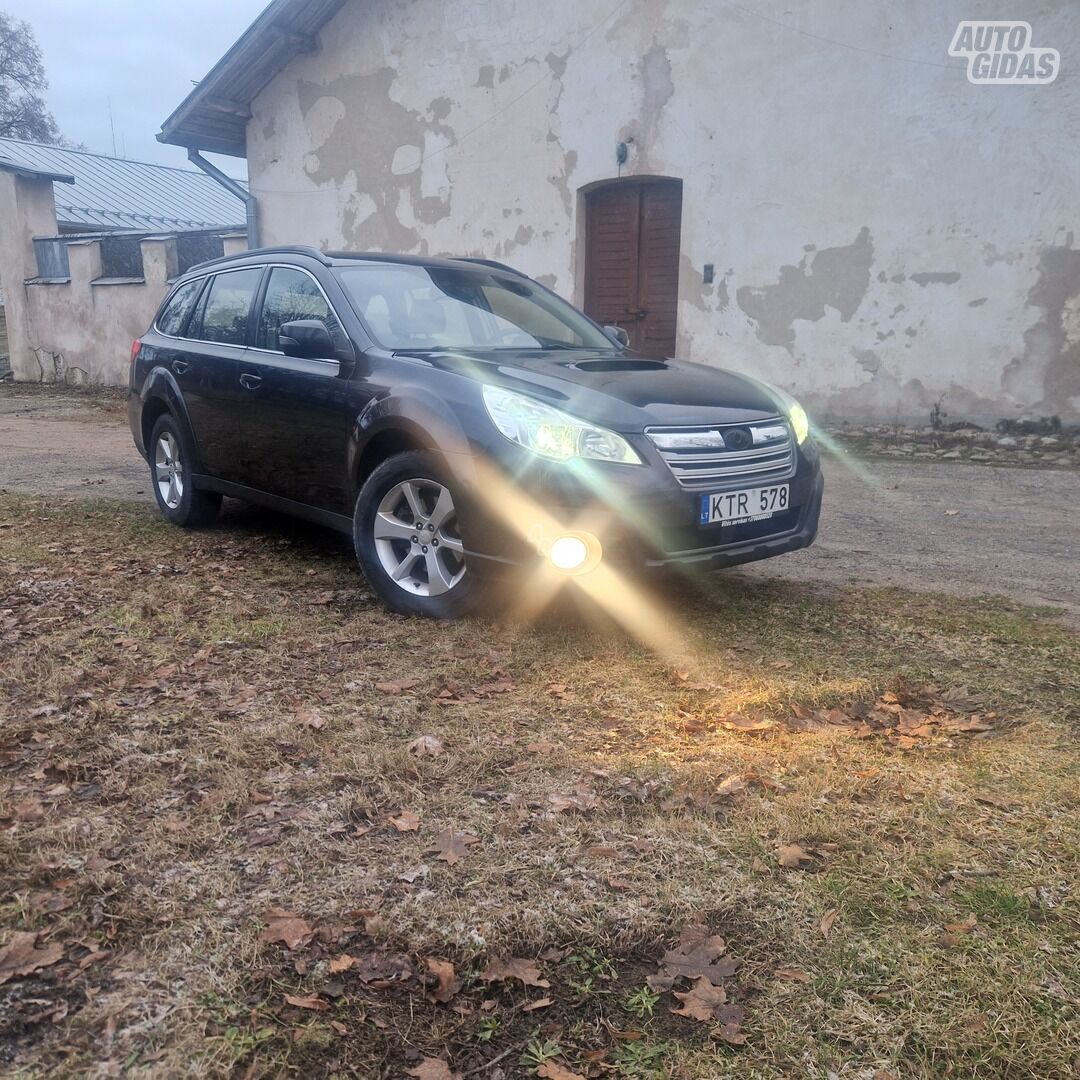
239 373 262 390
172 359 189 375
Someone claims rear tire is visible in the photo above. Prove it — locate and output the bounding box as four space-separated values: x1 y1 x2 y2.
148 413 221 527
353 450 482 618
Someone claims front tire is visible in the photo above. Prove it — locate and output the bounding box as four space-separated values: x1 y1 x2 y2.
148 413 221 527
353 450 482 618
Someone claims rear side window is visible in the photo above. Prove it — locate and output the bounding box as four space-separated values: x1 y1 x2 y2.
192 268 262 345
155 278 202 336
257 267 336 351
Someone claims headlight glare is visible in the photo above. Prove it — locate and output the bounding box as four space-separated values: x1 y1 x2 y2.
788 401 809 445
483 386 641 464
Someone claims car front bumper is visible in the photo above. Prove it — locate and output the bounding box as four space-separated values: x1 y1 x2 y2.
452 439 824 574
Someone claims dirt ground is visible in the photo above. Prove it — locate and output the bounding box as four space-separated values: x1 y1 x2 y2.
1 385 1076 624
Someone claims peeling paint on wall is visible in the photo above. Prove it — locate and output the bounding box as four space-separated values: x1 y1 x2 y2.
736 228 874 351
1004 245 1080 412
298 68 454 251
910 271 962 286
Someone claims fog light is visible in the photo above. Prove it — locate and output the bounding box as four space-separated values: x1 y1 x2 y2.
547 532 601 575
550 535 588 570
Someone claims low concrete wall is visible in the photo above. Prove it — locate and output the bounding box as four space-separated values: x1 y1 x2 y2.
18 236 176 384
0 171 246 386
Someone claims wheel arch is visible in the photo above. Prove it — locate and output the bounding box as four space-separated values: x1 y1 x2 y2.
140 368 202 471
349 389 476 500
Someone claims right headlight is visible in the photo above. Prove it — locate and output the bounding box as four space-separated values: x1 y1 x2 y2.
482 385 642 465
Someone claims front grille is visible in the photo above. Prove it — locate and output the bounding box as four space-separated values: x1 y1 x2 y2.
645 417 794 490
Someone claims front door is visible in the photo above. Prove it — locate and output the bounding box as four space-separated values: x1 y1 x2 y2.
584 179 683 358
238 265 353 515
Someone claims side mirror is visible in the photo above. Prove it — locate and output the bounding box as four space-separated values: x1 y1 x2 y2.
279 319 334 360
604 324 630 348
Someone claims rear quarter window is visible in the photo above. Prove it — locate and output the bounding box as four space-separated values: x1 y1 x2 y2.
155 278 203 337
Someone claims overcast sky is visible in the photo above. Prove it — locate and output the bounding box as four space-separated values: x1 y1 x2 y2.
3 0 267 175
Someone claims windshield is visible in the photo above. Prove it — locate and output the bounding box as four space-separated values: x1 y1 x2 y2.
335 264 615 351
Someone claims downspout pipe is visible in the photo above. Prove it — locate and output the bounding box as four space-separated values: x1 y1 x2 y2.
186 148 259 249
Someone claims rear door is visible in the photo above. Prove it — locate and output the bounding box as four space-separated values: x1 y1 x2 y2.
180 266 264 479
237 265 353 515
149 274 206 415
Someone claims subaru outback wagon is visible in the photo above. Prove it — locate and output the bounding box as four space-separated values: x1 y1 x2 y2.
129 246 822 618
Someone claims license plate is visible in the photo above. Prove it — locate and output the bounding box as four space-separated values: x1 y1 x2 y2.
699 484 789 526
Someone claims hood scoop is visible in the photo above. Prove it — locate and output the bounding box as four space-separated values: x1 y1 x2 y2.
571 358 668 373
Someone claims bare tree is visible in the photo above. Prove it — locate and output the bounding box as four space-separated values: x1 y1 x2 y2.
0 10 60 143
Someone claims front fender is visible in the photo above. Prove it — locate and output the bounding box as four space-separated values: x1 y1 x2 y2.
350 387 479 489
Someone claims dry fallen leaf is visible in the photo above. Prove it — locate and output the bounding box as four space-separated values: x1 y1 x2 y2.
522 996 554 1012
548 787 600 813
584 845 618 860
376 678 421 695
259 909 315 951
14 798 45 822
284 993 328 1012
424 957 462 1004
480 957 550 988
659 923 739 984
406 1058 461 1080
774 966 812 983
820 909 838 937
407 734 445 757
294 707 326 730
944 914 978 934
427 829 480 866
711 1002 747 1045
537 1063 586 1080
671 975 729 1022
328 953 356 973
390 810 422 832
0 931 64 984
715 774 749 797
776 843 814 869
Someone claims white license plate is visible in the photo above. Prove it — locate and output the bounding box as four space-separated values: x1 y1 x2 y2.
699 484 789 526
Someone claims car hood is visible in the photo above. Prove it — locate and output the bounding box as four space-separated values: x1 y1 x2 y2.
396 347 785 429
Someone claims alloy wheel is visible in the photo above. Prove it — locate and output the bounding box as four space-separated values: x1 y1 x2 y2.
155 431 184 509
372 478 466 596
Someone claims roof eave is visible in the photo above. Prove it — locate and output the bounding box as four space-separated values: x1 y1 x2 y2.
157 0 347 158
0 160 76 184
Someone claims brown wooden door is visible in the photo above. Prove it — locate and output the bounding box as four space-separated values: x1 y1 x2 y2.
584 179 682 357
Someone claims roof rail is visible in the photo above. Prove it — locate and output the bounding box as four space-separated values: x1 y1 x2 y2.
187 244 332 273
456 256 528 277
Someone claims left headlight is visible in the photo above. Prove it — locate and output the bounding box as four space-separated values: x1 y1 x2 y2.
482 385 642 464
787 400 809 445
758 381 810 445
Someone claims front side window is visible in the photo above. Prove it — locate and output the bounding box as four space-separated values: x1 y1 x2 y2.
193 268 262 345
335 265 613 351
156 278 203 337
257 267 335 351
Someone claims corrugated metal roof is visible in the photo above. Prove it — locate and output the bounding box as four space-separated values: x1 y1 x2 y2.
158 0 348 157
0 137 245 231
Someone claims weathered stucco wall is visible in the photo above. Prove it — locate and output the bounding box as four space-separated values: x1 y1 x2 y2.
246 0 1080 422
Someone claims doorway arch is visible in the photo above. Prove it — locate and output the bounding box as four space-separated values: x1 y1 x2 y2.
582 177 683 357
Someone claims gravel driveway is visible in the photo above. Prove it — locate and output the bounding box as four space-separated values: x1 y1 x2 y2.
2 386 1077 623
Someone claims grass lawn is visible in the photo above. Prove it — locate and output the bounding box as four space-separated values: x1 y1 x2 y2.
0 493 1077 1078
